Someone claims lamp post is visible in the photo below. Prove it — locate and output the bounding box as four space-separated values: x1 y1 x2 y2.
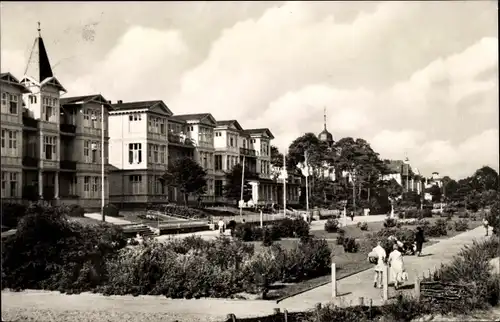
278 151 288 217
239 155 246 222
92 106 105 222
297 151 311 221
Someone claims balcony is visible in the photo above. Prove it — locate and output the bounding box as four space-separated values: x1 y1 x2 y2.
239 147 257 157
60 160 77 171
22 156 38 168
22 116 38 130
60 123 77 135
168 133 195 148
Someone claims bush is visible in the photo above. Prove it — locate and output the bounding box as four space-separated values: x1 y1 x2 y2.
2 204 127 293
454 219 469 232
276 218 310 238
234 218 309 242
425 219 448 237
383 217 397 228
342 237 358 253
261 228 273 247
324 218 340 233
154 204 207 219
486 200 500 235
336 228 346 245
359 222 368 231
1 203 27 228
57 204 85 218
103 204 120 217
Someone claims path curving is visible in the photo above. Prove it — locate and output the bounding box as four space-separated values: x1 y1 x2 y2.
2 226 489 322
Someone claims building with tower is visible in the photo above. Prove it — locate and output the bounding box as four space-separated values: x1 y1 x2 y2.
1 24 112 208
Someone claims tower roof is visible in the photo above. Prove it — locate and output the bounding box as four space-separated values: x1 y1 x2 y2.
318 106 334 143
22 22 67 92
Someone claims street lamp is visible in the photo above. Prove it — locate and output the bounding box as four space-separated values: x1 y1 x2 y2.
91 106 105 222
297 151 311 221
278 150 287 217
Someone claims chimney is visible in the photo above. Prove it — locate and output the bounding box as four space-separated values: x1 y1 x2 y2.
117 100 123 104
108 100 112 104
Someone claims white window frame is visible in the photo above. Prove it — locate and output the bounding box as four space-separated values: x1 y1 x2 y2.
43 136 57 160
128 143 142 164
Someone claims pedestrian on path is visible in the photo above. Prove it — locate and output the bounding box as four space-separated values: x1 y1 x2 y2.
388 243 405 290
483 217 489 236
415 226 424 257
218 218 225 235
369 241 387 289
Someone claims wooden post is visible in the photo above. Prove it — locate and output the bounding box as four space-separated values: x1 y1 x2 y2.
358 297 364 306
369 299 373 319
284 309 288 322
415 276 421 300
382 263 388 302
331 262 337 298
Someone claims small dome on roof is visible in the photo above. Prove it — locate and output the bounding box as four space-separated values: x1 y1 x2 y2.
318 129 333 143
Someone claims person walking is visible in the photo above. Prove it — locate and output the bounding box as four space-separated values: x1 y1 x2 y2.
369 241 387 288
483 217 489 236
388 243 405 289
218 218 225 235
415 226 425 257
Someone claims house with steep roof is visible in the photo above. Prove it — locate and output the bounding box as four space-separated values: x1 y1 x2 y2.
382 158 424 195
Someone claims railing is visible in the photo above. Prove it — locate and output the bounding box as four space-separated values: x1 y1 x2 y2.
60 123 76 134
22 156 38 167
60 160 77 170
168 133 195 147
239 147 257 157
22 116 38 129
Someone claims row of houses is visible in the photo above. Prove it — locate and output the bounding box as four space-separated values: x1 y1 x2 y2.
0 30 301 210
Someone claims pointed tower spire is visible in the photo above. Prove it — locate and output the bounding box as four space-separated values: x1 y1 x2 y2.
323 106 327 130
24 22 54 83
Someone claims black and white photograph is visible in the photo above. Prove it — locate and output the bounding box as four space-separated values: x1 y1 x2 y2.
1 1 499 321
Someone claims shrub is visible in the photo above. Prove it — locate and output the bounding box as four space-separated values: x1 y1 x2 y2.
383 217 397 228
234 218 309 242
155 204 207 219
2 204 127 293
342 237 358 253
381 294 431 322
324 218 340 233
454 219 469 232
103 204 120 217
359 222 368 231
336 228 345 245
425 219 448 237
58 204 85 218
1 203 27 228
276 218 310 238
421 208 433 218
261 228 273 247
486 200 500 235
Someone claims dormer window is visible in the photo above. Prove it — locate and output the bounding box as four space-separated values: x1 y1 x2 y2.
29 95 37 104
42 96 56 122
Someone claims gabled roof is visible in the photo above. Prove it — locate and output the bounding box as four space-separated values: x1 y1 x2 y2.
172 113 217 126
61 94 113 110
0 72 31 93
244 128 275 139
110 100 172 116
216 119 244 131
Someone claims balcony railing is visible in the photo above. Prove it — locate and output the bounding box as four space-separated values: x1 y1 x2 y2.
60 160 77 170
168 133 195 147
239 147 257 157
60 123 76 134
22 116 38 129
22 156 38 167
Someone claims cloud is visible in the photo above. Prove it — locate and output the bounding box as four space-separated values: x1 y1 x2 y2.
66 26 191 101
0 49 26 77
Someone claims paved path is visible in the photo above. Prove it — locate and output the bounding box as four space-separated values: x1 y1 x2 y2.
85 213 132 225
2 226 488 321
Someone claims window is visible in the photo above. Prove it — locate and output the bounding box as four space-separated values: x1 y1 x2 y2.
153 144 158 163
1 93 7 109
43 136 57 160
215 180 223 197
128 143 142 164
230 137 234 147
202 153 208 169
129 175 142 194
215 155 222 171
42 96 56 122
83 109 90 127
92 177 99 197
9 94 18 114
69 176 78 195
1 130 19 157
84 176 90 198
129 113 141 132
1 172 7 198
30 95 37 104
160 145 166 164
91 141 100 163
84 141 90 162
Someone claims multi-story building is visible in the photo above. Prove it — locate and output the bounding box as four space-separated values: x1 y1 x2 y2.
170 113 216 200
382 158 424 195
108 100 174 207
1 30 111 209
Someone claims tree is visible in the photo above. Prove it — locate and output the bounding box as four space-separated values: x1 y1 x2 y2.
287 133 328 172
270 146 284 168
486 199 499 235
384 179 403 203
443 179 460 202
223 163 259 205
161 157 207 206
426 184 442 202
471 166 499 193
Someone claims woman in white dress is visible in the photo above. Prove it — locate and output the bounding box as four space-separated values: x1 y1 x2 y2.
388 243 405 289
368 241 387 289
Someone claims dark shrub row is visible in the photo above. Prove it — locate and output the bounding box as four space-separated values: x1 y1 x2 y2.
234 218 310 242
1 203 86 229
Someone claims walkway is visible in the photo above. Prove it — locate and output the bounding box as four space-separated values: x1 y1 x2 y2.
2 226 488 321
84 213 132 225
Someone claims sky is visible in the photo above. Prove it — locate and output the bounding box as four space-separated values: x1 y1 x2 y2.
1 1 498 179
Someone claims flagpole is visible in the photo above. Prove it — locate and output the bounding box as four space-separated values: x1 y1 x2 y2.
101 104 105 222
239 155 246 222
283 150 286 217
305 151 310 219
